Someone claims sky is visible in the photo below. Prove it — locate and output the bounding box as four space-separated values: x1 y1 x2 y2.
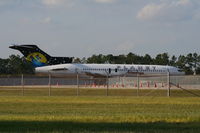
1 0 200 58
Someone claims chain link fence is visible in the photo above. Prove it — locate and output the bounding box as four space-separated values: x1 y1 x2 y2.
0 74 200 97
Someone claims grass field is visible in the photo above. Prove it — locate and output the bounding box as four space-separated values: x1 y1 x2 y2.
0 96 200 133
0 86 200 97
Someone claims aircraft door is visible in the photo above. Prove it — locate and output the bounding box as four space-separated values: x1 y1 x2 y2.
108 68 111 74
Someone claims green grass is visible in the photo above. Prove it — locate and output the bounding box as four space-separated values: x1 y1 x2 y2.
0 86 200 97
0 96 200 132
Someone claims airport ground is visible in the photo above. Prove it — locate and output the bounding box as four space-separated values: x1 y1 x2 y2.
0 94 200 132
0 75 200 132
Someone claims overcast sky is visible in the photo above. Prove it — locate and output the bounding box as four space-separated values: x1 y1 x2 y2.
1 0 200 58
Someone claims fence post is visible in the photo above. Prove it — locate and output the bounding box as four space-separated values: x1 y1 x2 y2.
21 74 24 96
137 73 140 96
167 70 170 97
77 72 79 96
121 76 123 87
48 73 51 96
106 74 109 96
118 76 120 87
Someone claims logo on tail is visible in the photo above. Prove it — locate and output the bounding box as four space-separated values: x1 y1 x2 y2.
27 52 47 67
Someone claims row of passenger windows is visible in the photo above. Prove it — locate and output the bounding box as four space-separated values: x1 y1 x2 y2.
82 68 166 72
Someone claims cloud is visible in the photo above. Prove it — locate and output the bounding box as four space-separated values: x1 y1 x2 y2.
137 3 165 21
137 0 198 22
0 1 8 6
41 0 75 7
176 0 190 6
19 17 52 25
94 0 116 4
0 0 18 6
40 17 52 24
42 0 63 6
193 11 200 20
116 41 135 53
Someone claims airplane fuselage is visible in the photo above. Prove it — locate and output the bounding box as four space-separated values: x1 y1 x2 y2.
35 63 184 77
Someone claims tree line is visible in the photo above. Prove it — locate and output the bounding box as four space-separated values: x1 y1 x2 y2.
0 52 200 75
0 55 34 75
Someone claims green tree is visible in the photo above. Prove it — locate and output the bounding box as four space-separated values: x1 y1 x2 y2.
20 57 35 74
197 55 200 75
105 54 114 63
87 54 106 64
0 55 34 75
125 53 140 64
169 55 177 66
141 54 153 64
176 55 193 75
185 53 200 75
0 58 9 74
154 53 169 65
191 53 199 75
73 58 81 63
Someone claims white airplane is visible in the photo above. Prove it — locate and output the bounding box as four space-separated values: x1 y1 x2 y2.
10 44 184 77
35 63 184 77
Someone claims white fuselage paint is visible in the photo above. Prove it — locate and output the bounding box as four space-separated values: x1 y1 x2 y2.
35 64 184 77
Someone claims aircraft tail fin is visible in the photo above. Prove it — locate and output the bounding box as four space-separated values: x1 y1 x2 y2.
9 44 73 67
